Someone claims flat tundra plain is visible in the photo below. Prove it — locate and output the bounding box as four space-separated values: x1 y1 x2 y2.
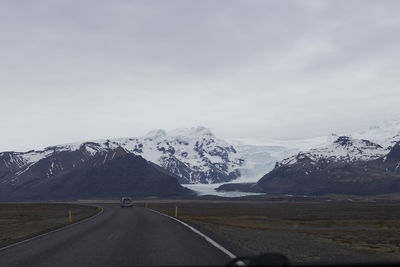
138 200 400 264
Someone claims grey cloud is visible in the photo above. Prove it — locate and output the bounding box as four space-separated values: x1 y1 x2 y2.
0 0 399 151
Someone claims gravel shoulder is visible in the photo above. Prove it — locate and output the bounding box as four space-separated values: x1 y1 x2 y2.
142 201 400 265
191 221 399 265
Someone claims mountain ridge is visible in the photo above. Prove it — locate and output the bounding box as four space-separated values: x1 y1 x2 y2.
0 127 244 187
218 139 400 196
1 121 400 193
0 148 193 201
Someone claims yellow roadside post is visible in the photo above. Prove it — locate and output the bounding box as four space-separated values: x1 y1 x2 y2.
68 209 72 223
175 206 178 218
145 202 148 208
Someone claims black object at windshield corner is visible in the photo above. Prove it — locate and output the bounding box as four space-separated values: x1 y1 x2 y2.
225 253 400 267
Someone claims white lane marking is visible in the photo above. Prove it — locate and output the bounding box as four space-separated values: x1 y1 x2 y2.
148 208 236 259
0 207 104 252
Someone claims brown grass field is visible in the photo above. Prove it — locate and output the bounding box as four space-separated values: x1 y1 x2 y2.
136 201 400 257
0 203 100 247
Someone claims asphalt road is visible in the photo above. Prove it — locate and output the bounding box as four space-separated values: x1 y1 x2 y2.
0 205 233 267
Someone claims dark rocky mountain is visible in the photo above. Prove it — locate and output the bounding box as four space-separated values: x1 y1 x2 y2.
0 148 193 201
216 182 261 193
256 141 400 195
218 141 400 196
0 127 244 185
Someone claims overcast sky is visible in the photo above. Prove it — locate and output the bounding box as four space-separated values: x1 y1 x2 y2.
1 0 399 151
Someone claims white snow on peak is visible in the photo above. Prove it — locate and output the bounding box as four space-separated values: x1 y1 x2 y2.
168 126 215 138
5 126 242 184
144 129 167 139
351 119 400 148
84 144 101 156
133 126 242 183
279 136 387 166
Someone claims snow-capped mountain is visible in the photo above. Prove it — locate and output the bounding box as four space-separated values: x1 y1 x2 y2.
0 127 244 186
230 134 379 183
263 120 400 169
1 120 400 191
126 127 244 183
218 122 400 196
0 147 193 201
250 140 400 196
277 135 387 167
214 119 400 188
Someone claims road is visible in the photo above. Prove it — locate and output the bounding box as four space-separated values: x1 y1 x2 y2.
0 205 233 267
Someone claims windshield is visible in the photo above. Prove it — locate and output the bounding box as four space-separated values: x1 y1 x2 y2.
0 0 399 266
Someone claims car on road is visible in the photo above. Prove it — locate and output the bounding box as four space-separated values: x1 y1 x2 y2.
120 197 133 208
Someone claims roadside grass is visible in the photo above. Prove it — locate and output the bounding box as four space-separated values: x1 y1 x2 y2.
0 203 100 248
137 201 400 255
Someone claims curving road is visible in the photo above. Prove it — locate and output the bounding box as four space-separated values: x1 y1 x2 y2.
0 205 233 267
